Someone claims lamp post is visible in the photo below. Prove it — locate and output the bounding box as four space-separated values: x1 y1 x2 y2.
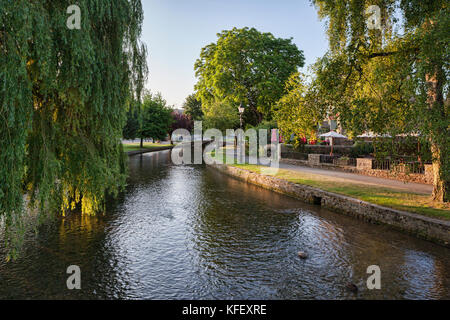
238 103 245 129
235 103 245 147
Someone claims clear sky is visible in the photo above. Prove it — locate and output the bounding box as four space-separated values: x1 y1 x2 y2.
141 0 329 108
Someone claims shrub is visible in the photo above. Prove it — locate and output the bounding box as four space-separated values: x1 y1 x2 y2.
350 141 374 157
249 120 278 146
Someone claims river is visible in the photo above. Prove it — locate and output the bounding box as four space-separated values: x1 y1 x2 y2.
0 150 449 299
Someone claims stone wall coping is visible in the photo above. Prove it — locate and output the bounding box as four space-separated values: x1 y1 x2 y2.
126 145 174 156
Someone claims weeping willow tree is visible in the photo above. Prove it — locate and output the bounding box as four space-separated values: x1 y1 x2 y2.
310 0 449 202
0 0 147 254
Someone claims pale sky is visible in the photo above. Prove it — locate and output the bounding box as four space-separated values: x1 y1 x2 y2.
141 0 329 108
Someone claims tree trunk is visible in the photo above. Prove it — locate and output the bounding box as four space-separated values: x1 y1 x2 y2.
426 71 449 202
431 142 449 202
140 137 143 148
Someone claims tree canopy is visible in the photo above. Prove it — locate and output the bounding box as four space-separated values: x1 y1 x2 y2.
194 27 305 124
309 0 449 202
0 0 147 254
203 100 240 133
183 94 203 120
274 73 324 143
170 112 193 136
139 92 173 146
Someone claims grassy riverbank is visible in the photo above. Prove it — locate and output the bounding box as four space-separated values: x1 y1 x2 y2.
122 142 173 152
231 163 450 221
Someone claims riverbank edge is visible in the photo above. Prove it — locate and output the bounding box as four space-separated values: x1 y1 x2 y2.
126 146 173 156
208 163 450 248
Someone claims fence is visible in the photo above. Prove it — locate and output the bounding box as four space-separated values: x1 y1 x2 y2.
284 152 426 175
372 159 427 174
336 158 356 166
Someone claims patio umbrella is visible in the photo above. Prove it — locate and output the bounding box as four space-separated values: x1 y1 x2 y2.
320 131 347 155
357 132 392 138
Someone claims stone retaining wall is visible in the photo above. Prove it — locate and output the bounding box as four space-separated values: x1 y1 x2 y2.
355 158 433 184
307 154 321 165
209 163 450 247
356 158 373 170
357 167 433 184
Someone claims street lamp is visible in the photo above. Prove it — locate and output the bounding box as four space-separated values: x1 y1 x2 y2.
234 103 245 148
238 103 245 129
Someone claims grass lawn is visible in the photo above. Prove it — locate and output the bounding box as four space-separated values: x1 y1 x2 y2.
231 163 450 221
122 142 173 152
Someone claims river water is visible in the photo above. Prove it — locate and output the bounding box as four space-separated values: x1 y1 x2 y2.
0 150 449 299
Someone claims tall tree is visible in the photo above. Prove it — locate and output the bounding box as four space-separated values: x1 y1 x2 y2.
203 100 240 133
169 112 193 135
0 0 147 253
183 94 203 120
274 73 324 142
139 92 173 147
311 0 449 202
194 27 305 124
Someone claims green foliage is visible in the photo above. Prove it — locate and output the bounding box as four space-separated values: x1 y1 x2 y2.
123 102 140 140
350 141 375 158
194 27 305 124
183 94 203 120
371 136 432 162
274 73 324 143
139 92 173 142
0 0 147 254
311 0 449 201
246 120 278 147
203 100 239 132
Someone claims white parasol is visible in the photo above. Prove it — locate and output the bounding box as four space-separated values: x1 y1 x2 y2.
319 131 347 155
